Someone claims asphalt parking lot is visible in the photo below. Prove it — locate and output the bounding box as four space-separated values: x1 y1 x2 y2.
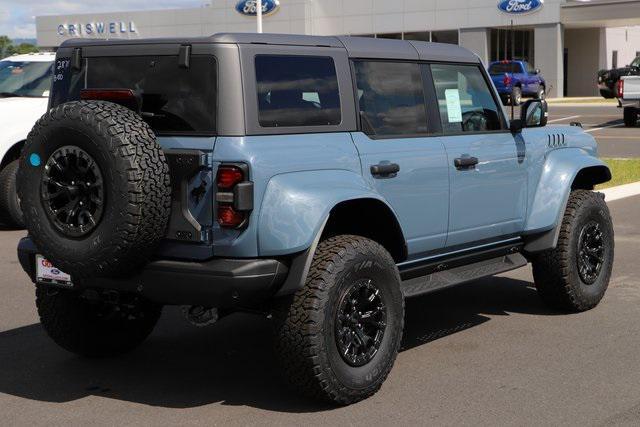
1 195 640 425
547 103 639 158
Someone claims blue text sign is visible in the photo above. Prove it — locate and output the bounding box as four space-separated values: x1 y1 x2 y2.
498 0 544 15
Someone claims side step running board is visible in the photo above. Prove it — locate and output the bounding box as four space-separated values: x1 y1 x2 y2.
401 253 528 298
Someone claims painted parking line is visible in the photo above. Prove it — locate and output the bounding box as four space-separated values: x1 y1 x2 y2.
585 123 624 133
548 115 581 123
602 181 640 203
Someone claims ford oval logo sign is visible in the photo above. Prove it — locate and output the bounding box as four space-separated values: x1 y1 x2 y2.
498 0 544 14
236 0 280 17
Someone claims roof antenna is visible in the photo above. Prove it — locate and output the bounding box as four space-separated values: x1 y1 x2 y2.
510 19 515 122
257 0 263 34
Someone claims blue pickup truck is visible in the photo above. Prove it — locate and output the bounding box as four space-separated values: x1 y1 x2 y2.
489 60 546 106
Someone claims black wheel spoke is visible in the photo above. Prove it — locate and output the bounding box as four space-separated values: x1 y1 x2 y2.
335 279 388 367
577 221 606 285
41 146 105 237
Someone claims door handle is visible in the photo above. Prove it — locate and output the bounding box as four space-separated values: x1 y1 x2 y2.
454 156 479 170
371 163 400 178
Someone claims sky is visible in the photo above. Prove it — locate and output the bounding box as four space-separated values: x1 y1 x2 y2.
0 0 205 39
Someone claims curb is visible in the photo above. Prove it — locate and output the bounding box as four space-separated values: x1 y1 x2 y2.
601 181 640 203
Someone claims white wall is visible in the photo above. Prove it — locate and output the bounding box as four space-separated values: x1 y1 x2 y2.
604 27 640 69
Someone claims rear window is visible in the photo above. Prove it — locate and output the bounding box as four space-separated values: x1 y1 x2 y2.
56 55 216 134
489 62 523 74
255 55 341 128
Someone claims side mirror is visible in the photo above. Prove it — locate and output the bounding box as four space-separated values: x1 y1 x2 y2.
535 68 541 75
521 99 548 128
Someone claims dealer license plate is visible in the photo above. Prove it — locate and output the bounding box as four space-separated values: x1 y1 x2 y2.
35 255 73 287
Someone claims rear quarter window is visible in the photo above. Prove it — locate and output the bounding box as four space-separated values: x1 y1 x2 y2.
255 55 341 128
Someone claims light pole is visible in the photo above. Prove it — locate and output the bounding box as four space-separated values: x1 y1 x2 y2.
257 0 263 33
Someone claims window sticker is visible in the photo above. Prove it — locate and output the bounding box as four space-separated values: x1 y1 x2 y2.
445 89 463 123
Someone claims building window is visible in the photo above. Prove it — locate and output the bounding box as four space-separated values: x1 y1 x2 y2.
432 30 459 45
354 61 428 136
403 32 430 42
377 33 402 40
255 55 341 128
612 51 618 69
430 64 504 134
490 29 535 65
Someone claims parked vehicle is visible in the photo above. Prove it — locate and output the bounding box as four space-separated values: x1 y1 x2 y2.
488 60 546 106
619 76 640 126
0 52 54 227
17 34 614 405
598 56 640 99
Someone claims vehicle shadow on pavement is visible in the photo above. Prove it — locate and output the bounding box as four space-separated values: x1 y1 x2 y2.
0 277 561 412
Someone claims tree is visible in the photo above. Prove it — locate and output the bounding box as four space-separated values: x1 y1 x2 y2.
9 43 39 55
0 36 11 59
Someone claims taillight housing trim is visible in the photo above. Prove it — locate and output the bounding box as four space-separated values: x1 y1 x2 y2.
617 79 624 99
215 163 253 229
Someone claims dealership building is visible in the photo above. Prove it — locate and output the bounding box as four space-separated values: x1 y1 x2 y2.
36 0 640 98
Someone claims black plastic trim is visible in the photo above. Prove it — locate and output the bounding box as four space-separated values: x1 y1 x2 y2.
18 237 288 309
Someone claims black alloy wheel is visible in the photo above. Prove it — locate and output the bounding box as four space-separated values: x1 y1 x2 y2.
335 278 388 367
577 221 605 285
41 145 104 237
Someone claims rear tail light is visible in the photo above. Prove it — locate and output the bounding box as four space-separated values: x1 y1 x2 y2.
215 164 253 229
617 80 624 98
503 74 512 87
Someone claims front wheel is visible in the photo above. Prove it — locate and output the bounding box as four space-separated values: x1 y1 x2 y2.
274 235 404 405
36 286 162 357
532 190 614 312
0 160 25 228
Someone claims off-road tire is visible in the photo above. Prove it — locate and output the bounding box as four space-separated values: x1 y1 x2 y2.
36 286 162 357
0 160 24 228
512 86 523 106
274 235 404 405
624 107 638 127
532 190 614 312
17 101 171 279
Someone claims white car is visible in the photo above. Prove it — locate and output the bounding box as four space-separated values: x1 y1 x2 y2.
0 52 54 227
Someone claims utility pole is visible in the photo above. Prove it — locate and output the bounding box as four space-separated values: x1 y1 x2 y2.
257 0 263 33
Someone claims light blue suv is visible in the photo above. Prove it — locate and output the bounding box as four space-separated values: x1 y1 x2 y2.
17 34 614 405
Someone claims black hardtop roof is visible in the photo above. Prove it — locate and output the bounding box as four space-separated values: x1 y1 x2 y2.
60 32 480 63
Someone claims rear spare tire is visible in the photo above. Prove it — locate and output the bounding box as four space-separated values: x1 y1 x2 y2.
17 101 171 279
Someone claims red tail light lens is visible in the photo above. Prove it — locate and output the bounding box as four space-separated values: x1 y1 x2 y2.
218 205 246 228
217 166 244 190
617 80 624 98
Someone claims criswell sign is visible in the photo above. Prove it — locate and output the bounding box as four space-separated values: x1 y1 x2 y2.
498 0 544 15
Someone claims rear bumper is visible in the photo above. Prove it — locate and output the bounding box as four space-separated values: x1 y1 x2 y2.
17 237 289 309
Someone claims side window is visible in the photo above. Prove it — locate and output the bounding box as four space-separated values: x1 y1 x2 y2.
430 64 505 134
354 61 428 137
255 55 341 128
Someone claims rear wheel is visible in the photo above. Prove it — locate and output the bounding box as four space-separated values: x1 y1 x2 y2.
511 87 523 106
274 235 404 405
532 190 614 312
36 286 162 357
624 107 638 127
0 159 24 228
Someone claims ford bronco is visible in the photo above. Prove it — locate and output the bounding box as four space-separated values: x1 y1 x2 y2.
16 34 614 405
